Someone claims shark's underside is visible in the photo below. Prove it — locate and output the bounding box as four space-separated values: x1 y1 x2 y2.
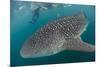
20 12 95 58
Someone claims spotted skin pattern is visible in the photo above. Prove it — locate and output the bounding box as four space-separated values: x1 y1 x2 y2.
20 12 95 58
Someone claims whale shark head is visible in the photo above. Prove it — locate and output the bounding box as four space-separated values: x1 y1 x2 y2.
20 36 54 58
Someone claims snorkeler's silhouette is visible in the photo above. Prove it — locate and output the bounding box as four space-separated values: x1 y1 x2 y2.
30 6 41 23
29 3 59 23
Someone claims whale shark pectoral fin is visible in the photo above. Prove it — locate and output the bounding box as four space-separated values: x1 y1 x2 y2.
63 37 95 52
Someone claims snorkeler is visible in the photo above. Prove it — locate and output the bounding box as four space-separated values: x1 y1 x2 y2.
30 6 41 23
29 3 59 23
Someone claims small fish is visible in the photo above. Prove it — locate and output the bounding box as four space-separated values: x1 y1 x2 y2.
20 12 95 58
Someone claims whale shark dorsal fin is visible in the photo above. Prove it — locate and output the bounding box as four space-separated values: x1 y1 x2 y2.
63 37 95 52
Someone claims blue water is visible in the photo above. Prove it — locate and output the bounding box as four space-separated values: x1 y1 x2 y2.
11 1 95 66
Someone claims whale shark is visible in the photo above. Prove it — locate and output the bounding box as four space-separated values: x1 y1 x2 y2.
20 12 95 58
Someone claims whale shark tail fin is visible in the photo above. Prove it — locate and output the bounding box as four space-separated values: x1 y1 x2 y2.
63 37 95 52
